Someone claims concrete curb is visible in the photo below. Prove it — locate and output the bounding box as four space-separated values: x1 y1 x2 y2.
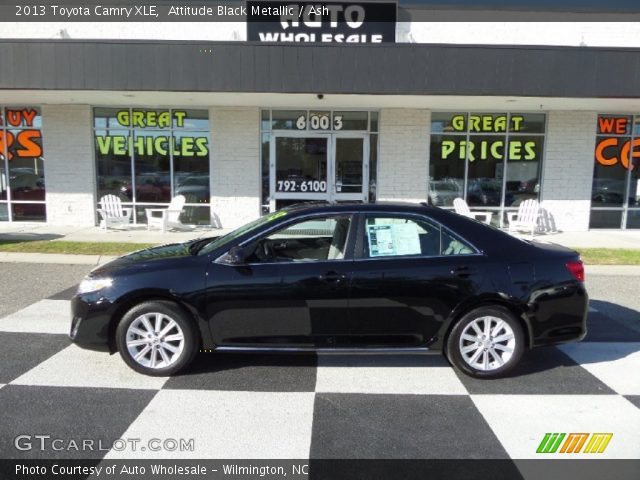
0 252 118 265
585 265 640 276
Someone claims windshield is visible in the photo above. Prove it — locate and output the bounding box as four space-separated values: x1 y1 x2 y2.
197 210 288 255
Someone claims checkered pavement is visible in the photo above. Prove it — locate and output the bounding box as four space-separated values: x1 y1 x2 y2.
0 288 639 463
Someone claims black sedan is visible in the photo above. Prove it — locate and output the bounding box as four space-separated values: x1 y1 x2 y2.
70 202 588 378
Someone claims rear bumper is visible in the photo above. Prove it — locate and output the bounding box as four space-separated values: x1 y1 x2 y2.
529 283 589 348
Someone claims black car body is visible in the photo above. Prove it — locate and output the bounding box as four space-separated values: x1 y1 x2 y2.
70 202 588 378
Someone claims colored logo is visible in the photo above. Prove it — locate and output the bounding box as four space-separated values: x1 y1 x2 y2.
536 433 613 454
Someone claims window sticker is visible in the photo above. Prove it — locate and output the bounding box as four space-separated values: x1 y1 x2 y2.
367 222 421 257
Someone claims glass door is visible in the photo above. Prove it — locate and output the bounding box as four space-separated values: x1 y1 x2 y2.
330 134 368 203
270 133 330 205
269 132 369 208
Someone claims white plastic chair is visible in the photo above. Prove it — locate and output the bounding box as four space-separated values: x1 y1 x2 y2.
97 195 132 230
507 199 540 238
145 195 188 232
453 198 493 225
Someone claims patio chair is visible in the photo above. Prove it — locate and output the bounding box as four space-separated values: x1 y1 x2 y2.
145 195 188 232
97 194 132 230
507 199 540 239
453 198 493 225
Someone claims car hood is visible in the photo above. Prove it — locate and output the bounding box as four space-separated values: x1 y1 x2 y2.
90 237 216 276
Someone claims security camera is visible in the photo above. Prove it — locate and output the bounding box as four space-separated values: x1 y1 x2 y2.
317 94 324 100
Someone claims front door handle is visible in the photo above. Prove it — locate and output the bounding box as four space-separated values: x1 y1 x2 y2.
319 271 347 284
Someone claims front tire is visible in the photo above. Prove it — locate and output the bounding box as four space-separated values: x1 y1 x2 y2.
446 306 525 379
115 300 199 376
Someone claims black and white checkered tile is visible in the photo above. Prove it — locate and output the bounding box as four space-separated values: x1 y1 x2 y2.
0 289 639 462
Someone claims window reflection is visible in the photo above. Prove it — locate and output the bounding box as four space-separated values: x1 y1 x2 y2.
133 131 171 203
466 135 505 207
1 107 46 222
505 135 543 207
95 129 132 201
173 131 210 205
429 134 465 207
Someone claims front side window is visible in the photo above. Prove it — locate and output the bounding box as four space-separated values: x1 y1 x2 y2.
245 215 353 263
363 216 475 258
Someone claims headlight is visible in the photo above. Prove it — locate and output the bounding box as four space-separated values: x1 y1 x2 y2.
77 277 113 294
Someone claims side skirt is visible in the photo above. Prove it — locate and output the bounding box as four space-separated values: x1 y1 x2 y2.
214 346 433 354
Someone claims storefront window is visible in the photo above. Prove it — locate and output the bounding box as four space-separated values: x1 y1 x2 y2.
93 108 210 225
429 112 545 227
591 115 640 229
0 107 45 222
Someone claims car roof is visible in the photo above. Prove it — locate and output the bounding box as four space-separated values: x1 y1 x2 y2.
282 201 433 215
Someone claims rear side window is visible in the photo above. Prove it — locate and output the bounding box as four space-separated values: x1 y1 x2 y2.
441 229 475 256
363 216 475 258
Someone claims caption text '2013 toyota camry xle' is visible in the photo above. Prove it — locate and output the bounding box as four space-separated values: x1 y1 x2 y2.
70 202 588 379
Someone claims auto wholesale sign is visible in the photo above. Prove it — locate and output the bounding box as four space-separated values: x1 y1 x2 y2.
247 1 397 43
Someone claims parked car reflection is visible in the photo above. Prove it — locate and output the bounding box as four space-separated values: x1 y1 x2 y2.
591 178 626 205
6 169 45 201
175 174 210 203
121 173 171 202
428 180 462 206
467 178 511 207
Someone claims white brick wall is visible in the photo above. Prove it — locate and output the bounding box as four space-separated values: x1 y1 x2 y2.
377 109 430 203
42 105 96 226
210 107 261 229
35 106 599 232
541 111 597 232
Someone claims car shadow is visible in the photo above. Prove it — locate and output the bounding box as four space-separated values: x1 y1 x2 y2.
491 300 640 379
176 351 449 376
589 299 640 328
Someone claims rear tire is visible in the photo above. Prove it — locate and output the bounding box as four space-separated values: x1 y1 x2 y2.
116 300 199 376
446 306 525 379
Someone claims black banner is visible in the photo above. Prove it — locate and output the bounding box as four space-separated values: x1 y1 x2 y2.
3 1 640 22
247 1 397 43
2 459 640 480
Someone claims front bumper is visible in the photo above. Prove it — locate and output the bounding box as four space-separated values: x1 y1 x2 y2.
69 293 115 352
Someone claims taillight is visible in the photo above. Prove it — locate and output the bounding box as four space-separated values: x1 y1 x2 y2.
566 260 585 282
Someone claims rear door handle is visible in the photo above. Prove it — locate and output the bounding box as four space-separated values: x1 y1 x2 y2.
451 266 476 277
319 271 347 284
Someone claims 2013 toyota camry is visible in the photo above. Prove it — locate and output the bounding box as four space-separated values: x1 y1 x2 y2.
70 202 588 378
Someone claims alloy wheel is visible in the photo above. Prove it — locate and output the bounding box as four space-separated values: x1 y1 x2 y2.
125 312 185 369
458 315 516 371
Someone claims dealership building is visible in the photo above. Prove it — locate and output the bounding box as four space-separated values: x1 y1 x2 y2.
2 2 640 231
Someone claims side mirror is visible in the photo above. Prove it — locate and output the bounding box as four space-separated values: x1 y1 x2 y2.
226 246 246 265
